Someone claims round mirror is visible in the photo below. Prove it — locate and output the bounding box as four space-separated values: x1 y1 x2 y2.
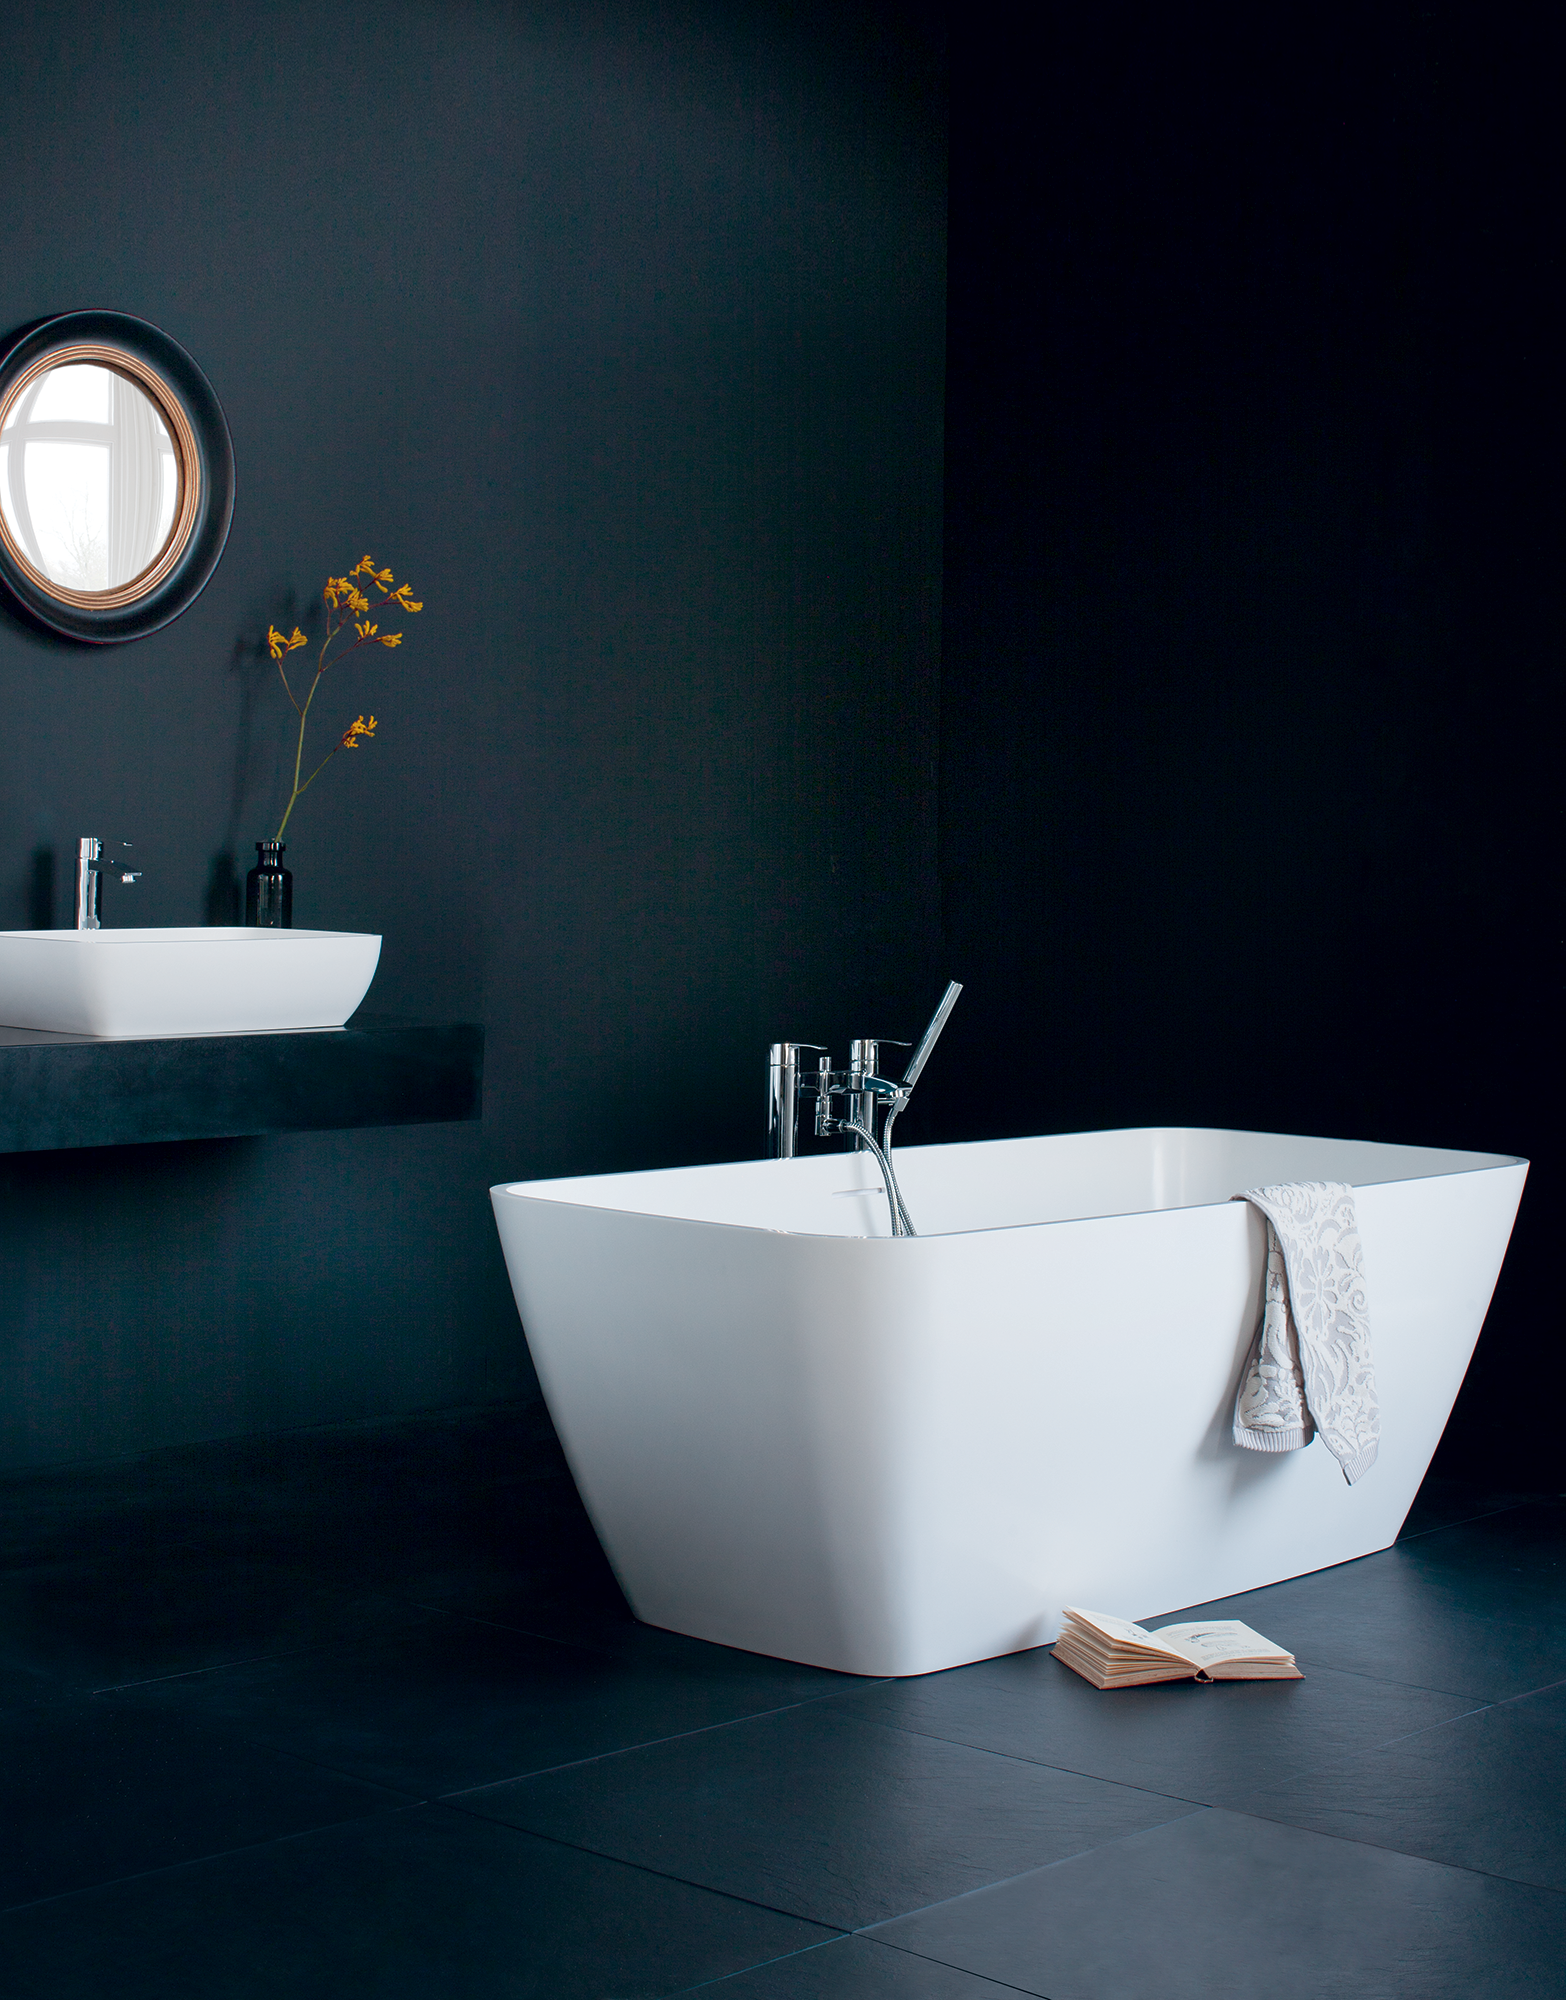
0 313 233 643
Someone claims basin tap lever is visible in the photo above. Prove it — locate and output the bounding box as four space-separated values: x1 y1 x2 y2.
75 838 142 931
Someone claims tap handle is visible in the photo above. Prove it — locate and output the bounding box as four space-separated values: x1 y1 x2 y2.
900 980 963 1089
769 1041 825 1072
79 837 137 864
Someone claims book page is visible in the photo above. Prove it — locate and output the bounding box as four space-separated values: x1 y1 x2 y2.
1147 1620 1293 1669
1061 1607 1156 1647
1059 1607 1191 1667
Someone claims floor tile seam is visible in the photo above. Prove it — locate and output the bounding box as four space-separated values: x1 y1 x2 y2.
144 1722 434 1803
861 1932 1050 1996
1392 1538 1566 1587
90 1668 879 1798
672 1936 856 2000
161 1547 474 1615
848 1712 1223 1799
784 1678 898 1709
0 1537 191 1572
86 1635 387 1695
0 1801 426 1920
674 1934 1047 1997
824 1712 1300 1811
1356 1699 1497 1751
1287 1656 1514 1703
94 1693 439 1806
1195 1800 1566 1894
424 1803 857 1936
406 1605 891 1705
83 1605 467 1696
856 1806 1566 1943
15 1688 427 1791
432 1796 1213 1945
1186 1705 1566 1809
1492 1675 1566 1710
1395 1499 1554 1542
836 1806 1216 1937
432 1688 895 1797
87 1644 337 1695
386 1593 792 1671
388 1597 682 1659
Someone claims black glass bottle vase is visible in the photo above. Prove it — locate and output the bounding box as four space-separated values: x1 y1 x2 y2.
245 841 293 927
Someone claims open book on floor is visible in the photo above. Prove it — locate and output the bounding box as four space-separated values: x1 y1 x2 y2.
1054 1606 1302 1688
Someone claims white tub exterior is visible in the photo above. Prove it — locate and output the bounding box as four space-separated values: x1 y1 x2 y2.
491 1128 1527 1677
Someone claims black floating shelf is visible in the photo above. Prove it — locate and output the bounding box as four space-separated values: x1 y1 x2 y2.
0 1015 481 1154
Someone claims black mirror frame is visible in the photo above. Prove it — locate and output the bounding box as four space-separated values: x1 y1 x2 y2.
0 310 234 645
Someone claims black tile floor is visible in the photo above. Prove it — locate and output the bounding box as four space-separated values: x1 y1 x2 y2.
1 1401 1562 1998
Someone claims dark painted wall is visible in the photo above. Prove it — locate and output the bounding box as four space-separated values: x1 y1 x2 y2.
930 13 1555 1480
5 1 1549 1491
0 0 946 1468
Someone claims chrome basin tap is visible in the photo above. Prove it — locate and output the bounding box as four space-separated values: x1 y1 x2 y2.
766 981 963 1237
75 838 142 930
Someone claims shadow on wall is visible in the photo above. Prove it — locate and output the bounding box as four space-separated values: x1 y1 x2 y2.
204 851 240 926
29 845 53 928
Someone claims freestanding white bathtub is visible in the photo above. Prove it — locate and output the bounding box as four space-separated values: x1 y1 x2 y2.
490 1128 1527 1677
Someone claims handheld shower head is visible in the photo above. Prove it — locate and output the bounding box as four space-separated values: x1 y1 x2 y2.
900 980 963 1091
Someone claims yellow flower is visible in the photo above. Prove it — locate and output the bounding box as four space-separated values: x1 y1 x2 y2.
379 632 402 647
267 624 287 659
339 714 377 749
390 584 422 612
355 620 378 639
287 627 307 650
348 588 370 615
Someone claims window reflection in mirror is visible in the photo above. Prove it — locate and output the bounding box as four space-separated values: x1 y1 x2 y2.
0 363 181 595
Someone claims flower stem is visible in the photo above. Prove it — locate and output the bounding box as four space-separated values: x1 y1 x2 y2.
274 622 337 838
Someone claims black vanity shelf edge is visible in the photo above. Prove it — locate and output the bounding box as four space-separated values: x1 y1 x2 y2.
0 1015 482 1153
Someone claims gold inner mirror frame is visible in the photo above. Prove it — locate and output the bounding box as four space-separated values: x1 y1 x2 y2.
0 341 201 610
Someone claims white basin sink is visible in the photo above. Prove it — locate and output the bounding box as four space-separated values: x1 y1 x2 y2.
0 927 382 1037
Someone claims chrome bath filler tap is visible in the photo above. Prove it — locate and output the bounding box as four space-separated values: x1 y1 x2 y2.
75 838 141 929
767 981 962 1238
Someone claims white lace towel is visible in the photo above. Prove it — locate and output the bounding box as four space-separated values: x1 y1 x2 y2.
1231 1181 1379 1485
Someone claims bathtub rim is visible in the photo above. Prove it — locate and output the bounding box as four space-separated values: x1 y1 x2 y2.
490 1125 1529 1243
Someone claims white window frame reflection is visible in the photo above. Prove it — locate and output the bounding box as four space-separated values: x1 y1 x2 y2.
0 366 178 594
